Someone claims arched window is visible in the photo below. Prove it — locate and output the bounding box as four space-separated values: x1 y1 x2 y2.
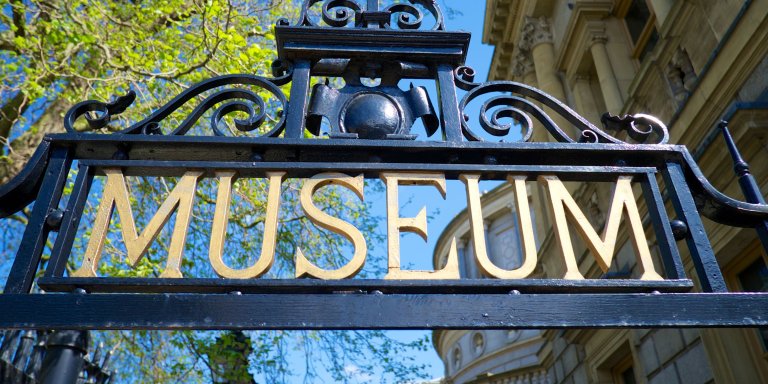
452 346 462 371
472 332 485 356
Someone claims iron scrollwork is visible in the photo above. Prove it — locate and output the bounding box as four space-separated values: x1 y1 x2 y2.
64 60 293 137
454 66 669 144
293 0 444 30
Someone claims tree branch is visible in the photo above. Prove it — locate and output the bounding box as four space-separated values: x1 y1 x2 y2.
10 0 26 37
151 10 197 33
0 92 27 142
0 39 19 53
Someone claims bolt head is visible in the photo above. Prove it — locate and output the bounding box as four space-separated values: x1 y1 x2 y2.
670 219 688 241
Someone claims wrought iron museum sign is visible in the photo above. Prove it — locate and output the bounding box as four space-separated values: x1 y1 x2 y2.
2 0 768 330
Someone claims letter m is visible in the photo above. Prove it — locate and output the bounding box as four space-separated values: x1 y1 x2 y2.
73 168 202 278
539 175 662 280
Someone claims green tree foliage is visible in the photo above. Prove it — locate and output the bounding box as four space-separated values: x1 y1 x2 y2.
0 1 432 382
0 0 290 180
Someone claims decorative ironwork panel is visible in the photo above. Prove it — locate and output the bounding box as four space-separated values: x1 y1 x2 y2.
2 0 768 330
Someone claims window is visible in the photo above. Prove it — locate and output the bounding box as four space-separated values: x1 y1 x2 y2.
472 332 486 356
617 0 659 62
507 330 521 343
612 354 638 384
452 346 462 371
594 338 638 383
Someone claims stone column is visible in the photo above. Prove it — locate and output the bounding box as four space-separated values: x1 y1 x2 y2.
483 219 492 272
464 237 479 278
571 75 602 124
589 32 624 114
506 202 523 269
456 238 467 278
520 16 570 142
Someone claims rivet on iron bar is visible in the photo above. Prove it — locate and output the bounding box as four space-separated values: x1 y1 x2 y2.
483 155 498 165
669 219 688 241
45 209 65 231
111 144 130 161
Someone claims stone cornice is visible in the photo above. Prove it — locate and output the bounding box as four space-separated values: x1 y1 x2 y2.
484 0 531 81
554 0 613 75
483 0 526 45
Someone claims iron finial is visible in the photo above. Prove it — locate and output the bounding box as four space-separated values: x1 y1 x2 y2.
719 120 750 177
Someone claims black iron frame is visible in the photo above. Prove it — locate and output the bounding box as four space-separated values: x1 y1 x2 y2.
2 0 768 330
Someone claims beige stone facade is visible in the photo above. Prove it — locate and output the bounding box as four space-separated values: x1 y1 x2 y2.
433 0 768 383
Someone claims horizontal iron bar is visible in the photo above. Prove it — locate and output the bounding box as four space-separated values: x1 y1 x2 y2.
37 278 693 294
282 43 463 60
52 134 686 168
50 133 686 152
1 293 767 330
275 27 471 65
78 160 656 180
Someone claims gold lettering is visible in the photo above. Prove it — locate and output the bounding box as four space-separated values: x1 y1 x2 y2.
460 174 538 279
381 172 459 280
73 168 202 278
209 171 285 279
539 175 662 280
295 173 367 279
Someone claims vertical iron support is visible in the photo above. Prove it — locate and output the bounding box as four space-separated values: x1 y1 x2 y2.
38 330 89 384
435 63 463 142
662 162 727 292
284 60 312 138
640 172 685 279
45 164 94 278
720 121 768 255
4 146 72 294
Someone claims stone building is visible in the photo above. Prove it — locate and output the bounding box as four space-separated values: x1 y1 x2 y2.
433 0 768 383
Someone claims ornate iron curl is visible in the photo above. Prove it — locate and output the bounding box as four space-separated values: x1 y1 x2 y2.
295 0 362 27
64 61 293 137
63 91 136 132
382 1 444 30
454 67 669 144
326 0 361 27
601 113 669 144
294 0 444 30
